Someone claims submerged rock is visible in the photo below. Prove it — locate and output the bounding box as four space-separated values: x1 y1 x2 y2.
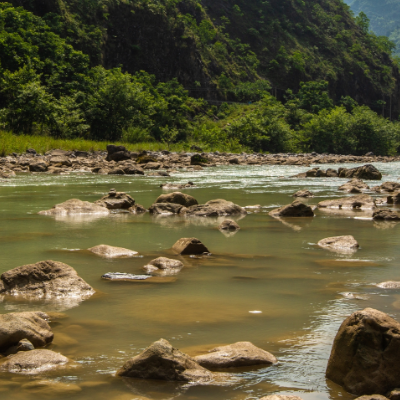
0 349 69 374
38 199 110 216
101 273 151 281
184 199 247 217
172 238 209 255
116 338 213 382
377 281 400 289
317 235 359 253
149 203 187 215
293 190 314 198
373 210 400 220
88 245 138 258
218 219 240 231
0 260 95 300
22 380 82 395
326 308 400 395
161 182 196 190
0 312 53 351
339 164 382 180
129 204 147 214
154 192 198 207
194 341 277 369
143 257 183 275
95 189 135 209
269 201 314 217
318 194 376 210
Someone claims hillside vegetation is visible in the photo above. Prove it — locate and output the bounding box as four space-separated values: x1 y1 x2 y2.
1 0 400 155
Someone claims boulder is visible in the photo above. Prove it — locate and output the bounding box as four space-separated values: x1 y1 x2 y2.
38 199 109 216
0 312 53 351
373 182 400 193
388 390 400 400
377 281 400 289
317 235 359 252
259 396 304 400
161 182 196 190
387 192 400 205
106 145 131 162
293 190 314 198
190 154 208 166
154 192 198 207
0 260 95 300
318 194 376 210
269 200 314 217
143 257 183 275
218 219 240 231
373 210 400 220
116 338 213 382
148 203 187 215
29 161 48 172
95 189 135 209
184 199 247 217
88 245 138 258
326 308 400 395
143 162 161 170
49 156 72 167
172 238 209 255
4 338 35 355
306 168 326 177
194 341 277 369
0 349 69 374
123 165 144 175
137 154 157 164
339 164 382 180
107 168 125 175
339 179 370 192
326 168 339 177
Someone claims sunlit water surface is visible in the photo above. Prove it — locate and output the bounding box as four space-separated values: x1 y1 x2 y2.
1 162 400 400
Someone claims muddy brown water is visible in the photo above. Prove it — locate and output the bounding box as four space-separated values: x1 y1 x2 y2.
0 163 400 400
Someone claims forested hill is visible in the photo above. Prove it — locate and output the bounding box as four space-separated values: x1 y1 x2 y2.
346 0 400 55
7 0 400 108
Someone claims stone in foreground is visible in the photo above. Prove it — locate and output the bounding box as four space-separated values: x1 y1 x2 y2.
318 194 376 210
154 192 198 207
194 341 277 369
0 312 53 351
0 260 95 300
38 199 110 216
373 210 400 220
0 349 69 374
318 235 359 253
326 308 400 395
269 201 314 217
218 219 240 231
184 199 247 217
95 189 135 209
88 245 138 258
172 238 209 255
116 338 213 382
143 257 183 275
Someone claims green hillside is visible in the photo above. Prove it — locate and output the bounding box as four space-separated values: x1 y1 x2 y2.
1 0 400 154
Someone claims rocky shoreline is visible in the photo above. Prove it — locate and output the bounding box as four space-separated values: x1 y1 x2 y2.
0 145 399 178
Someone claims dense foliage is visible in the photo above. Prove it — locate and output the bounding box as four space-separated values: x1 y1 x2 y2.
1 1 400 155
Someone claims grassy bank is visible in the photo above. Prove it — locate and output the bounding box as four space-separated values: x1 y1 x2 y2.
0 131 243 156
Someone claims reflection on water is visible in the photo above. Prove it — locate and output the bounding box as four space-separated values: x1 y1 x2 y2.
0 162 400 400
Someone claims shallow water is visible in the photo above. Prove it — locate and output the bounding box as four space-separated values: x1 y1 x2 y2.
1 162 400 400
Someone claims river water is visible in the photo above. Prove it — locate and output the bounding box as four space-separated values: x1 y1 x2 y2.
0 162 399 400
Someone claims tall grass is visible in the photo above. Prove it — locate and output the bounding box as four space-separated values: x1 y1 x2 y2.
0 130 244 155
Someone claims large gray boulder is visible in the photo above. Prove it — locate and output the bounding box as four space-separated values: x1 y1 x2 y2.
339 164 382 180
172 238 209 255
0 312 53 351
184 199 247 217
0 260 95 300
317 235 359 253
38 199 109 216
326 308 400 395
0 349 69 374
194 341 277 369
95 189 135 209
154 192 198 207
318 194 376 210
269 200 314 217
116 338 213 382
